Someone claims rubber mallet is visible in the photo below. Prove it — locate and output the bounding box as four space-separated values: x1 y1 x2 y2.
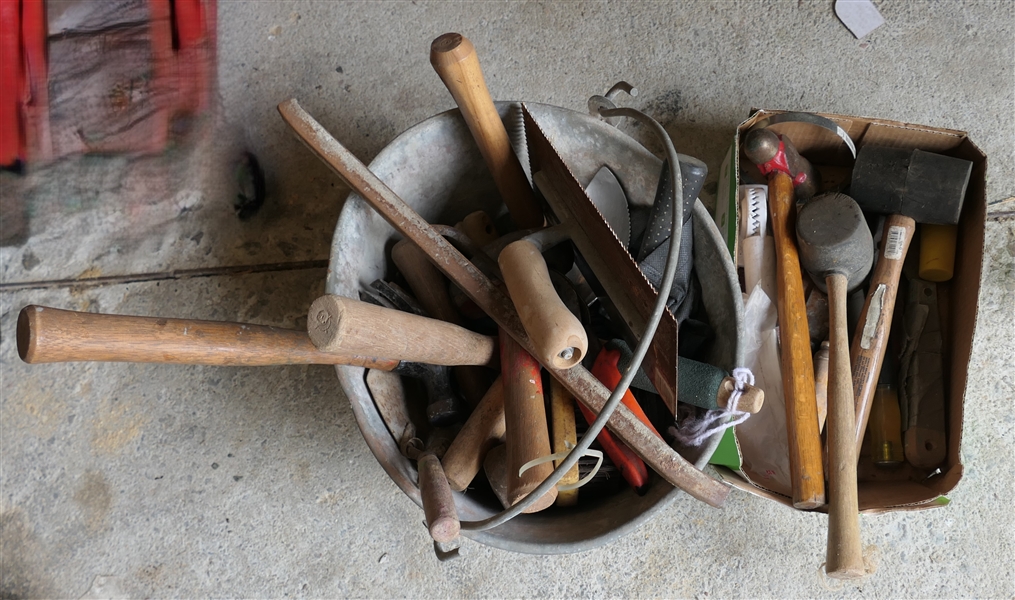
848 147 971 458
797 192 874 580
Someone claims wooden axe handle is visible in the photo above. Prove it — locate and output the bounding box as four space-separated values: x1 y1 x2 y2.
769 171 825 509
429 33 543 230
498 239 587 369
17 305 397 369
308 295 497 368
824 274 865 579
851 213 915 457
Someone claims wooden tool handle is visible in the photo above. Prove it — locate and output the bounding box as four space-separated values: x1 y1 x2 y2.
768 171 825 509
417 453 460 544
392 238 491 406
456 210 501 247
813 341 831 432
307 295 496 367
441 377 506 492
824 274 865 579
549 377 580 506
498 239 587 369
391 239 464 326
17 305 398 369
851 214 915 457
429 33 543 230
500 329 557 512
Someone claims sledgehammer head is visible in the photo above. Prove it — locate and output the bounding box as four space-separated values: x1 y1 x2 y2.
850 146 972 225
796 192 874 293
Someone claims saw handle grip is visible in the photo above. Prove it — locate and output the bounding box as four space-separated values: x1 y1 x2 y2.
824 274 865 579
17 305 397 369
498 239 587 369
429 33 543 230
768 171 825 509
307 295 496 367
851 214 915 457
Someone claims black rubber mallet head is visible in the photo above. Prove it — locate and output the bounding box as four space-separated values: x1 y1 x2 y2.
851 146 972 225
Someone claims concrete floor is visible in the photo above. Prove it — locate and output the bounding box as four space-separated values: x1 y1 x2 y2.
2 1 1014 597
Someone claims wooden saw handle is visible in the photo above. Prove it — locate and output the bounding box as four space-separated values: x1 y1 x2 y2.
429 33 544 230
441 377 506 492
308 295 496 367
768 171 825 509
17 305 397 369
824 273 865 579
851 213 915 458
498 239 588 369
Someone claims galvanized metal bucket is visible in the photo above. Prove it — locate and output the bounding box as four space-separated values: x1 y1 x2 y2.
326 102 743 554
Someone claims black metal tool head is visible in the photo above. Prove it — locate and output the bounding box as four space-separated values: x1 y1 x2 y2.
796 192 874 293
850 146 972 224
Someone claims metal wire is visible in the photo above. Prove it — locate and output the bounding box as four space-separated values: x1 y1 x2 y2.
460 106 685 531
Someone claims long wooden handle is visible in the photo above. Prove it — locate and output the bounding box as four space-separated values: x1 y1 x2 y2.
417 453 460 543
429 33 543 230
17 305 398 369
501 329 557 512
307 295 496 367
768 171 825 509
824 274 865 579
851 214 915 457
441 377 506 492
278 98 730 508
498 239 587 369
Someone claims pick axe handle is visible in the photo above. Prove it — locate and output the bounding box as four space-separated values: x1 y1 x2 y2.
429 33 543 230
17 305 398 369
768 171 825 509
851 213 915 457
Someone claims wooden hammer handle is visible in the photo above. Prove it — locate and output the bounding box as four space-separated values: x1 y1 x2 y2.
824 274 865 579
417 453 461 544
498 239 588 369
429 33 543 230
500 329 557 512
851 213 915 457
307 295 497 367
441 376 506 492
768 171 825 509
17 305 398 369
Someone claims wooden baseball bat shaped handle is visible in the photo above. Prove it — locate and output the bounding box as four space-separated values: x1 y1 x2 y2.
824 274 865 579
429 33 544 230
851 214 915 457
17 305 398 369
498 239 587 369
768 172 825 509
441 377 506 492
307 295 497 367
500 329 557 512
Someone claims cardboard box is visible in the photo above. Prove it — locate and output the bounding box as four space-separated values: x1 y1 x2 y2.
713 109 986 512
